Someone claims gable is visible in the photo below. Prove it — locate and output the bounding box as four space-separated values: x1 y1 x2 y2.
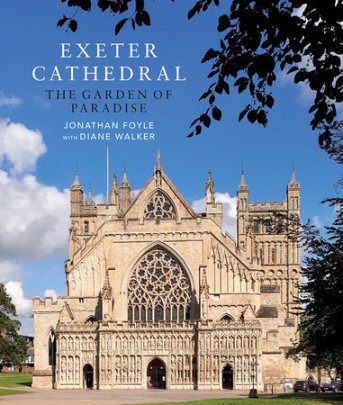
123 168 197 221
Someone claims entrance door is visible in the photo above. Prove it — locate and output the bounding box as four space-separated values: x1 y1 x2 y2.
147 358 166 389
222 364 233 389
83 364 93 389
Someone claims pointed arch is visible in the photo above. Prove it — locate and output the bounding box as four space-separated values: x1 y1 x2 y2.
142 189 178 220
126 244 194 323
147 357 166 389
48 328 56 367
121 240 196 293
219 313 235 323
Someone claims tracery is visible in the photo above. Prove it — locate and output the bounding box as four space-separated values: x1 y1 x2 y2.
128 248 191 322
143 192 176 219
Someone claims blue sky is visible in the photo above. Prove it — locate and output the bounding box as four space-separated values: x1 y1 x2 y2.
0 1 341 334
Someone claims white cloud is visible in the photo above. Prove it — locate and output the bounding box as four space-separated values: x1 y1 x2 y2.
5 281 32 316
0 92 22 107
0 261 21 283
0 118 47 173
44 289 58 302
192 192 237 239
0 170 69 261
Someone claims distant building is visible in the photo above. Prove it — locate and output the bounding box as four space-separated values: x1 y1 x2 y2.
32 153 305 389
1 335 34 372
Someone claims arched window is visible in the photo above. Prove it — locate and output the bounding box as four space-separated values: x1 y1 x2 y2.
84 221 89 233
128 248 192 323
48 329 56 366
144 192 176 219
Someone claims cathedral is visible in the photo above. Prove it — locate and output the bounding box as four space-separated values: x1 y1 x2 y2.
32 152 306 390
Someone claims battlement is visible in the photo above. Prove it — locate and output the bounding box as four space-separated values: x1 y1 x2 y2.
248 200 287 210
32 296 98 311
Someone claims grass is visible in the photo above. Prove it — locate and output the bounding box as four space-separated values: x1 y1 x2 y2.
0 372 32 388
130 394 343 405
0 388 29 396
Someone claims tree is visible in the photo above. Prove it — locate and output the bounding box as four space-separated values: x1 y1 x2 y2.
287 198 343 380
57 0 343 144
0 283 29 369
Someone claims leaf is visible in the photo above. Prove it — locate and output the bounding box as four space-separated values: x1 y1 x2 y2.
189 117 199 127
195 125 202 135
212 106 222 121
288 66 298 74
217 14 230 32
247 110 257 123
239 106 250 122
222 81 229 95
199 90 211 101
135 12 143 26
256 92 264 103
69 19 78 32
209 94 215 104
257 109 267 126
215 82 223 94
141 10 150 25
115 18 128 35
203 114 211 128
57 16 68 27
187 132 194 138
294 70 308 84
325 110 336 124
98 0 110 11
266 95 274 108
187 6 197 20
201 48 219 63
208 70 219 78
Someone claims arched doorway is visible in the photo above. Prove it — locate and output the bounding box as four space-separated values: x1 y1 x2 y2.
222 364 233 389
147 358 166 389
83 364 93 389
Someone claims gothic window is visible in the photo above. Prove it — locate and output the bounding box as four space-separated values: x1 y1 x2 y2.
144 192 176 219
84 221 89 233
48 330 56 366
128 248 192 323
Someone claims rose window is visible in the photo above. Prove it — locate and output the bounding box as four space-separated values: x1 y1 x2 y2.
128 249 191 322
144 192 176 219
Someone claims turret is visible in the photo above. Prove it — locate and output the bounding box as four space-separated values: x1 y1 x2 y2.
84 183 96 209
286 170 300 213
237 169 249 250
237 169 249 211
205 170 222 228
110 174 119 205
70 172 83 216
101 270 113 320
119 167 131 211
154 149 162 188
205 170 214 205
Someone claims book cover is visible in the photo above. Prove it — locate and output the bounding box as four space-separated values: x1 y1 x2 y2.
0 0 340 390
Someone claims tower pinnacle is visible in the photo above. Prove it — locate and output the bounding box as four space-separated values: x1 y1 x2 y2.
205 170 214 205
238 168 249 191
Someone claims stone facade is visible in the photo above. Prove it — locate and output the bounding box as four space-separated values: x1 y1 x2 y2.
32 154 306 390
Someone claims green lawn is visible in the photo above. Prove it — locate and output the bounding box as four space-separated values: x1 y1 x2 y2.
0 372 32 388
0 388 29 396
131 394 343 405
